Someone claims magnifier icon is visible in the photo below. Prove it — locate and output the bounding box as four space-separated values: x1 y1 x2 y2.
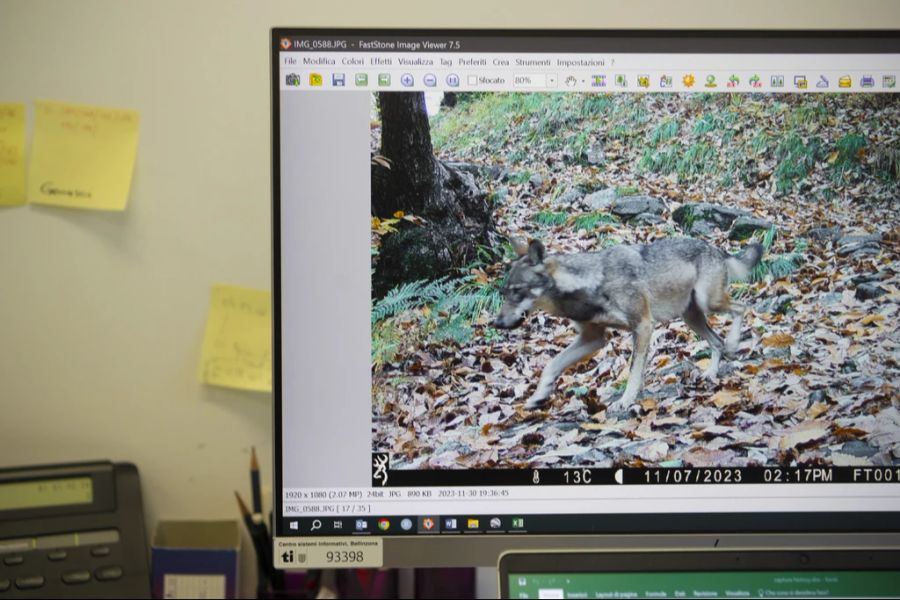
310 519 322 532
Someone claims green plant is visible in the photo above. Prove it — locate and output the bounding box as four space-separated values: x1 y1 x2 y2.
750 238 807 283
572 211 617 231
533 210 569 227
650 119 680 146
830 133 867 184
773 133 825 193
677 143 716 180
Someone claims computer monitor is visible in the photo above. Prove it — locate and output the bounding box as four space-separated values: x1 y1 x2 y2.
498 549 900 598
272 29 900 570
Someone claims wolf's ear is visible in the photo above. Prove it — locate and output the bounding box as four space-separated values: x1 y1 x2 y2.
528 239 545 264
511 237 529 257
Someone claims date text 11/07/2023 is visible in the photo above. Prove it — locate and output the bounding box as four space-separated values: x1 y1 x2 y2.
371 466 900 486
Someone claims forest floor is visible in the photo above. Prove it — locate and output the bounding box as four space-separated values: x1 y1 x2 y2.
371 92 900 470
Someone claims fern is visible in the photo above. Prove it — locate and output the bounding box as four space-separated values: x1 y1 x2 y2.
751 239 807 283
371 277 454 324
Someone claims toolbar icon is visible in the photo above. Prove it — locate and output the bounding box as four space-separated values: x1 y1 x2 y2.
727 74 740 88
637 74 650 88
704 74 717 88
446 73 460 87
816 75 829 89
280 38 292 50
332 73 346 87
489 517 502 529
355 519 368 531
591 74 606 87
378 73 391 86
884 75 897 89
511 517 525 528
355 73 368 86
285 73 301 87
309 73 323 86
682 74 696 88
861 74 875 88
794 75 808 89
749 74 762 88
565 75 577 87
401 73 414 87
400 518 413 531
615 74 627 87
838 75 852 88
771 75 785 88
423 73 437 87
444 518 458 529
377 518 390 531
467 518 479 529
659 75 673 88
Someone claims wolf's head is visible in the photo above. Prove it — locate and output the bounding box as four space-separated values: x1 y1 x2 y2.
493 238 553 329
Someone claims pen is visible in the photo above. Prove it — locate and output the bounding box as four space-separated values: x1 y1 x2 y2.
250 447 263 517
235 491 274 594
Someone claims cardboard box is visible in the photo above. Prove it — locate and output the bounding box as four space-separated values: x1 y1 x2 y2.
151 520 240 599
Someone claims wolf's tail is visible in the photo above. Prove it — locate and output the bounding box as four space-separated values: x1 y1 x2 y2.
726 243 764 281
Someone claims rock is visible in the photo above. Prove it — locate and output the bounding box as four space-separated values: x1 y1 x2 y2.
610 195 665 219
820 292 843 305
837 233 882 257
841 440 879 458
528 173 545 188
804 226 842 243
672 203 751 232
808 389 829 404
585 188 617 210
850 271 887 286
686 221 717 237
631 213 665 226
586 144 604 165
855 283 888 301
553 188 583 206
755 293 793 314
729 216 774 241
763 347 791 361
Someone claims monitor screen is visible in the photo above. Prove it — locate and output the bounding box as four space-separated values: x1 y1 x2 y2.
272 29 900 569
498 550 900 599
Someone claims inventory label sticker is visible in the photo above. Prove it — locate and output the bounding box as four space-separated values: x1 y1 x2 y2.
274 537 383 569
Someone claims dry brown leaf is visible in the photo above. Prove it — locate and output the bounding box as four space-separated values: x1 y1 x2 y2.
640 398 658 412
861 314 885 325
711 389 741 408
807 402 829 419
762 333 795 348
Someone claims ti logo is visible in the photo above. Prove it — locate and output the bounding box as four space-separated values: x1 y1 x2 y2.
281 550 294 563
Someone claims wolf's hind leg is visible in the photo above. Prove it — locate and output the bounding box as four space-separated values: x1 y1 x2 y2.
525 324 607 410
683 299 726 381
724 302 747 356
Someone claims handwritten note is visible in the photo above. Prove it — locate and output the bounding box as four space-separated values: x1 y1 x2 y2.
0 103 26 206
200 285 272 392
29 100 139 210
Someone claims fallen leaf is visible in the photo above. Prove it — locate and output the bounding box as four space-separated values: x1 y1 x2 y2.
762 333 795 348
711 389 741 408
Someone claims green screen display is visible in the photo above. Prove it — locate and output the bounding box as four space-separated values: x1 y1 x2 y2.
0 477 93 511
508 571 900 598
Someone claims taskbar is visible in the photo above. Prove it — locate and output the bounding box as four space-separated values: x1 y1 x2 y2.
279 511 900 537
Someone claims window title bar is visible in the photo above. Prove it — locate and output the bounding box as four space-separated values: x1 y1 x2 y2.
274 30 900 54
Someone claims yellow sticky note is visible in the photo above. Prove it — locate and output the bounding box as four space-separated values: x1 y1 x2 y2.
0 103 26 206
200 285 272 392
29 100 139 210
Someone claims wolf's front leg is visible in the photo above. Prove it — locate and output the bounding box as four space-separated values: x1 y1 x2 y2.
606 321 653 415
524 324 607 410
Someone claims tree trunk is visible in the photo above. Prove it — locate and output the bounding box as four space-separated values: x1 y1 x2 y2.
372 92 495 297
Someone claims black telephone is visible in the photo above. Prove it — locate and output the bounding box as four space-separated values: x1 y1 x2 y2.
0 461 151 598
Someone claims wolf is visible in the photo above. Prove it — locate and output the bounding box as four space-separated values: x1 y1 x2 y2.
493 237 763 413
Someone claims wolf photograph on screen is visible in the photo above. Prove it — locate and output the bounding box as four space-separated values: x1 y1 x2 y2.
370 90 899 471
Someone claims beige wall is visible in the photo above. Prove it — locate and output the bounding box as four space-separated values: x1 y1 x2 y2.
1 1 897 596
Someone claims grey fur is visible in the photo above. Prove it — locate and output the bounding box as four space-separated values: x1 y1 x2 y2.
494 238 764 412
